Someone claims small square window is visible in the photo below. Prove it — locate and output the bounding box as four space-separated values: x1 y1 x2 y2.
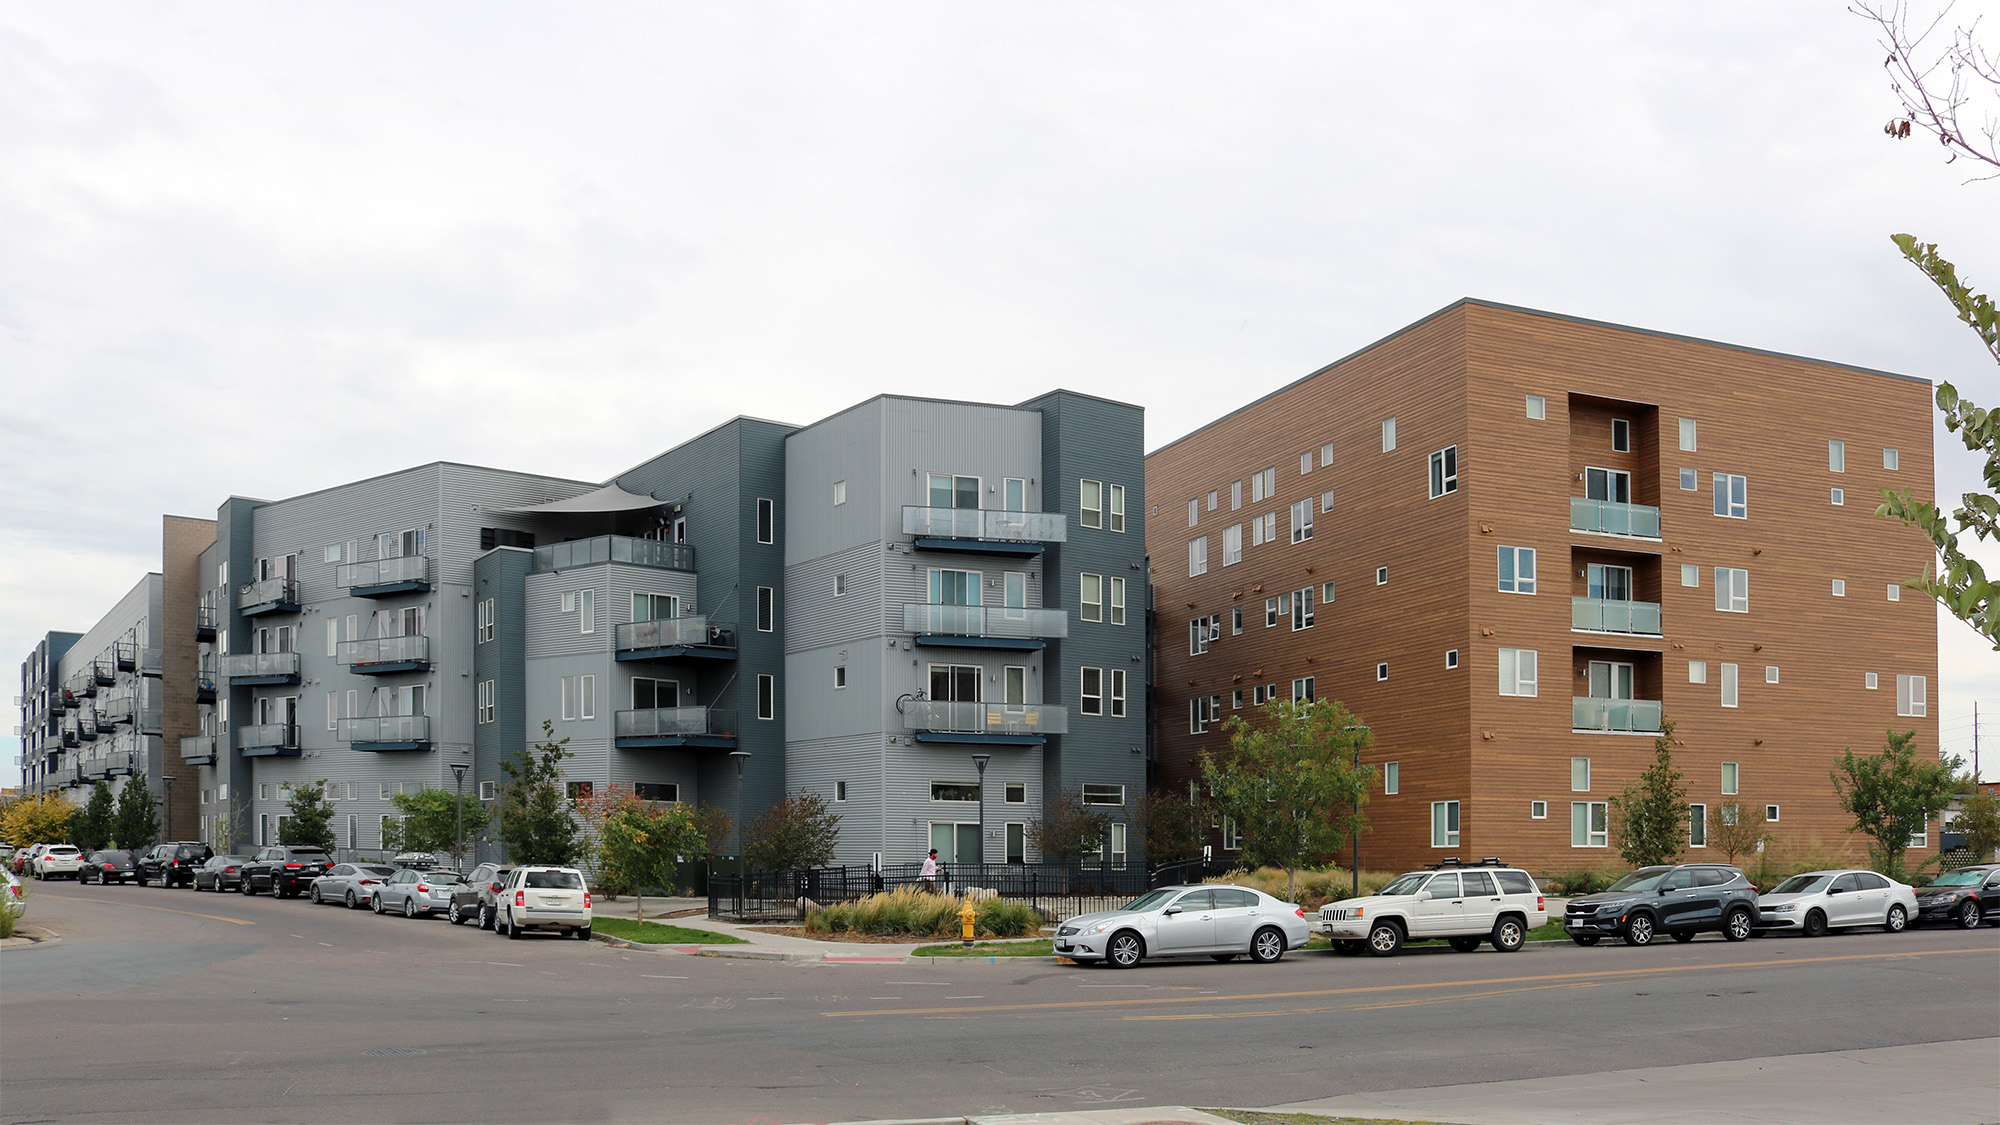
1681 564 1699 588
1865 671 1879 690
1766 805 1781 822
1376 566 1389 586
1679 468 1696 491
1444 649 1459 670
1005 782 1025 804
1883 448 1900 470
1832 487 1845 506
1525 395 1546 420
1765 665 1780 684
1887 583 1901 602
1530 800 1548 819
1688 659 1707 684
1375 662 1389 682
1832 578 1846 597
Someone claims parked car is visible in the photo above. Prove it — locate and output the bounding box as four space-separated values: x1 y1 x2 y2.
1757 869 1917 936
1319 861 1547 956
1055 884 1310 968
32 846 84 880
371 868 464 918
1912 864 2000 929
1563 863 1759 946
311 863 397 908
494 866 594 940
136 842 214 888
12 845 47 876
451 862 515 927
238 846 334 897
390 852 439 871
78 850 139 885
5 870 26 918
193 854 251 893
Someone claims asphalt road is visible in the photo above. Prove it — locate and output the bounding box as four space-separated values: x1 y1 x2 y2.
3 879 1996 1125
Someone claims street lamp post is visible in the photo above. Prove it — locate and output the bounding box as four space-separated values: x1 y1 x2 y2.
161 775 176 842
729 750 751 905
449 762 469 870
1344 725 1372 899
970 753 991 872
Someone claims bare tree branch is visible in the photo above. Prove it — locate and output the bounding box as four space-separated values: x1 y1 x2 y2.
1854 0 2000 179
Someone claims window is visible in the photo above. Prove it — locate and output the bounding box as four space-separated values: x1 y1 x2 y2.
1612 419 1630 452
834 574 847 597
579 675 595 719
1322 580 1336 605
1721 762 1739 795
1207 489 1217 511
1571 757 1590 792
479 780 497 801
1688 660 1707 684
1290 587 1315 630
1765 666 1780 684
1678 417 1696 451
1004 783 1025 804
1231 480 1243 510
930 473 979 510
1382 417 1397 452
580 589 596 633
1318 489 1335 515
833 479 847 506
1107 484 1126 533
1883 448 1900 470
1499 648 1538 696
1006 822 1026 864
1189 695 1211 734
1263 466 1275 497
634 783 679 802
1231 689 1243 709
632 592 678 622
1080 479 1103 529
1264 597 1279 627
1832 487 1845 505
1445 648 1459 669
379 783 393 801
1107 822 1128 871
1290 499 1313 542
1431 801 1460 848
1188 499 1200 527
1429 446 1458 498
561 675 576 720
1000 478 1024 512
1896 674 1927 717
930 782 980 803
1110 577 1126 626
1866 671 1879 690
1531 800 1548 819
1887 583 1901 602
753 586 775 632
1766 805 1782 823
1261 511 1276 544
1301 451 1313 475
1681 563 1699 588
1680 468 1697 491
1109 669 1127 718
834 666 847 689
1375 566 1388 586
1908 823 1926 849
477 680 495 724
1720 663 1739 708
757 674 775 720
1714 567 1749 612
566 781 594 803
1321 442 1335 466
1712 473 1747 519
1081 784 1125 806
477 598 495 643
929 568 981 607
1498 546 1536 594
1376 662 1389 682
756 498 775 544
1526 395 1546 420
1384 762 1399 794
1832 578 1846 597
1187 537 1208 577
1828 440 1846 473
1292 676 1315 703
1003 665 1026 706
1231 606 1243 635
1080 574 1103 622
1081 668 1103 715
1222 817 1241 850
1572 801 1609 847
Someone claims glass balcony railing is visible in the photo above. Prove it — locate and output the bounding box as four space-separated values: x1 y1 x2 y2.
903 701 1068 735
902 507 1067 542
237 723 299 752
1571 597 1663 635
336 555 431 594
94 693 134 726
336 635 431 669
532 535 694 574
219 651 301 681
337 715 431 745
903 604 1069 639
1571 497 1661 538
238 577 301 614
614 617 736 654
180 735 219 761
614 707 737 741
1573 697 1665 733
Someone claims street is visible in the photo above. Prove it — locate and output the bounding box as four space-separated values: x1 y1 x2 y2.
2 878 1996 1124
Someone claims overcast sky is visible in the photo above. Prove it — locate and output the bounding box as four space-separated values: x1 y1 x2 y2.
3 3 1996 781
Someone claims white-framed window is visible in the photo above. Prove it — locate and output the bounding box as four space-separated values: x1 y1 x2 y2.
1866 671 1879 690
1004 478 1025 512
1291 587 1315 630
1526 395 1546 420
1908 822 1926 848
1322 580 1336 605
1832 579 1846 597
1081 667 1103 715
1290 499 1314 542
1082 784 1125 807
1108 484 1125 533
1678 417 1696 452
632 592 679 622
1572 801 1609 847
378 782 393 801
1231 606 1243 635
1080 574 1103 623
1887 583 1901 602
1828 440 1846 473
1110 577 1127 626
1189 694 1211 734
1499 648 1538 697
561 675 577 721
1681 564 1699 588
1713 473 1747 519
1222 816 1241 851
1383 762 1399 795
1445 648 1459 669
1689 803 1708 847
1382 417 1397 452
579 674 595 720
1188 537 1208 577
757 674 775 720
1431 800 1460 848
1109 668 1127 718
757 586 775 632
1832 487 1845 505
1207 489 1217 511
1231 689 1243 709
1230 480 1243 510
1188 498 1200 528
1080 479 1103 529
1571 757 1590 792
1189 615 1219 655
1320 489 1335 513
477 598 495 643
834 574 847 597
835 781 850 804
1261 511 1276 544
756 498 775 545
1765 666 1780 684
931 781 980 804
477 680 495 724
1720 663 1739 708
1612 418 1630 452
1531 800 1548 819
1721 762 1739 795
478 780 497 801
1003 665 1026 706
1375 662 1389 682
1498 546 1536 594
325 618 338 657
1714 567 1749 613
1301 451 1313 475
1678 467 1696 491
326 691 337 730
1429 446 1459 498
1766 805 1782 823
1896 674 1927 717
1264 597 1279 628
833 479 847 506
1292 676 1315 703
834 666 847 690
580 589 596 634
1688 659 1707 684
1375 566 1388 586
1883 448 1900 470
1003 782 1025 804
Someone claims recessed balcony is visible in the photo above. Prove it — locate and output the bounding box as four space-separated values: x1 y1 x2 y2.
238 577 301 617
1572 697 1664 734
337 715 432 752
337 556 431 598
1570 498 1661 540
220 651 301 686
532 535 694 574
237 722 300 757
903 701 1067 746
115 642 136 672
903 604 1069 651
614 707 738 749
195 602 218 642
180 735 218 765
614 617 738 663
1571 597 1663 636
336 635 432 674
902 507 1067 557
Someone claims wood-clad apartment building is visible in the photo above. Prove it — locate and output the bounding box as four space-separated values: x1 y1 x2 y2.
1146 299 1940 875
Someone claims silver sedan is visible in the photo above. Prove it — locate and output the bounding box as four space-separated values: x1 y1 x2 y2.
310 863 397 908
371 868 465 918
1054 884 1313 968
1757 869 1918 936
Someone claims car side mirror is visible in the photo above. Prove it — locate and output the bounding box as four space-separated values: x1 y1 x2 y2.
1163 905 1182 915
1658 887 1672 895
1415 890 1433 901
1827 886 1844 895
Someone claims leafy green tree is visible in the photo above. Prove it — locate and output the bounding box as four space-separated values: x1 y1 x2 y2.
593 792 708 920
1027 788 1109 862
1612 723 1689 868
1202 699 1373 901
1707 800 1772 869
498 722 580 865
112 776 159 851
1 794 75 848
72 782 115 853
1133 786 1211 867
745 792 842 872
1832 729 1963 881
383 786 488 861
279 781 337 851
1949 787 2000 862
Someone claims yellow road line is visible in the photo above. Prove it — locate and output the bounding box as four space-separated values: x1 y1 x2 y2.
824 946 1993 1018
64 893 256 926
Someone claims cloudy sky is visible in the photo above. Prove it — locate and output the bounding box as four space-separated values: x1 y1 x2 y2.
3 3 1995 780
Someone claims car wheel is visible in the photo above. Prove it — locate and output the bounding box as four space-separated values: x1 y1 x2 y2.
1249 926 1286 964
1885 904 1909 933
480 905 495 931
310 886 322 905
1957 900 1982 930
1491 917 1525 953
1802 909 1828 938
1210 954 1236 962
449 904 467 925
505 911 522 940
1366 920 1403 956
1671 931 1696 943
1448 936 1482 953
372 894 384 914
403 898 418 919
576 926 592 941
135 873 147 888
1105 930 1142 968
1623 914 1656 946
1334 939 1365 956
345 890 357 909
1724 907 1755 942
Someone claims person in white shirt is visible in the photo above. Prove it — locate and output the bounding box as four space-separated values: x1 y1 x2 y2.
918 849 940 892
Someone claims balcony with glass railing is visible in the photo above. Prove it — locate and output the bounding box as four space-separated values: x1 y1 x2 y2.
902 507 1067 556
336 555 432 598
902 701 1067 745
337 714 432 751
613 706 737 749
238 577 301 616
220 651 301 685
613 617 737 663
1572 697 1665 734
1570 498 1661 539
237 722 300 757
94 692 134 727
1571 597 1663 636
532 535 694 574
180 734 219 764
903 604 1069 651
336 635 432 674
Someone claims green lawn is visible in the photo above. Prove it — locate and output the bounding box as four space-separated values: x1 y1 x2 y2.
593 917 747 945
913 938 1054 957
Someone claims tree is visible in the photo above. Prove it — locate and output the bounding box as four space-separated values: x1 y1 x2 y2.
497 722 580 865
1027 789 1109 862
211 795 248 852
1855 1 1999 174
1949 787 2000 860
279 780 337 852
1832 728 1963 880
0 794 75 848
583 788 709 921
1612 723 1689 868
1707 801 1773 868
1201 699 1373 901
112 776 159 851
744 792 842 872
1132 786 1211 867
383 787 487 860
72 782 115 853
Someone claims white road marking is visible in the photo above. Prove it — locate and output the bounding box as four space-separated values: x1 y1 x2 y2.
490 999 529 1003
1079 984 1149 988
946 996 984 999
869 997 902 1000
885 981 951 985
482 961 524 967
641 974 687 979
317 942 332 947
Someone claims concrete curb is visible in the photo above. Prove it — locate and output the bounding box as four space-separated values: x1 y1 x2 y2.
0 923 62 951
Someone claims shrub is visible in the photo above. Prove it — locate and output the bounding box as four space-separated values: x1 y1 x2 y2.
1204 865 1399 911
1541 868 1621 897
804 887 1044 938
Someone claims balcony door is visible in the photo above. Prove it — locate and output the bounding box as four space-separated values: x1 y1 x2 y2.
929 664 980 702
1587 565 1634 601
928 473 980 511
931 821 982 865
632 677 679 710
1587 661 1635 700
928 569 981 607
1584 468 1631 504
632 593 679 622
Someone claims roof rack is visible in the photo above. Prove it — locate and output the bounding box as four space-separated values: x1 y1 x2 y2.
1427 857 1508 869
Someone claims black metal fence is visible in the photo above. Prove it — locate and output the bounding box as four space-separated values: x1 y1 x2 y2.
708 857 1238 923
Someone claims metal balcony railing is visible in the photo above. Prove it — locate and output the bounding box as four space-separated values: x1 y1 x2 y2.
196 601 218 639
90 660 115 686
219 652 301 681
902 507 1067 542
115 641 136 671
337 715 431 745
532 535 694 574
237 723 299 752
180 735 219 762
903 604 1069 640
614 616 736 654
1570 498 1661 538
237 577 301 614
336 555 431 595
1572 697 1665 733
335 635 431 670
902 701 1068 735
1571 597 1663 635
614 707 737 741
94 693 134 726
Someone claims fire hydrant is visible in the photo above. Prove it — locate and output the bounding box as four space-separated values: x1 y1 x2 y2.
959 898 978 947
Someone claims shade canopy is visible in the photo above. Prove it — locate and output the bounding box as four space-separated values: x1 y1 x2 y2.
493 483 664 515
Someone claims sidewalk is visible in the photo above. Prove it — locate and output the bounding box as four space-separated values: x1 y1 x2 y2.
587 897 991 962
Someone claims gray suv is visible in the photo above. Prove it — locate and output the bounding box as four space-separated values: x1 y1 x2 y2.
1563 863 1759 946
451 862 515 928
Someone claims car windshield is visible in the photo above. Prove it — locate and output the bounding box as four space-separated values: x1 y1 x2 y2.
1930 870 1986 887
525 870 583 890
1605 869 1670 893
1771 874 1833 894
1117 889 1180 913
1378 872 1432 897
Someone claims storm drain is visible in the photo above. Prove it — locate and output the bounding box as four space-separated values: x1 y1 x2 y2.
362 1047 428 1059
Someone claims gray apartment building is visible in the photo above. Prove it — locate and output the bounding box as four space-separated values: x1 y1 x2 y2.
19 391 1149 872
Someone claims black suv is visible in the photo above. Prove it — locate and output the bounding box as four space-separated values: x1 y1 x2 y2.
1563 863 1759 946
450 862 515 928
137 842 213 888
240 846 334 897
1913 864 2000 928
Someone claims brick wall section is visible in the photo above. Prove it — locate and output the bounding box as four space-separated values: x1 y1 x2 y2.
162 515 216 841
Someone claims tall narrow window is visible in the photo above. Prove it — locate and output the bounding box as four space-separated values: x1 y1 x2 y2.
1571 757 1591 791
1231 480 1243 509
1721 762 1739 795
1004 571 1026 609
1720 663 1739 708
1828 441 1846 473
1080 668 1103 715
1431 800 1460 848
1689 804 1708 847
1080 574 1102 623
1678 417 1697 451
1498 546 1536 594
579 675 595 720
1383 762 1399 794
833 479 847 506
1109 669 1127 718
1222 524 1243 566
1382 417 1397 452
1301 451 1313 475
579 589 595 634
1612 419 1630 452
1290 587 1315 630
561 675 576 721
1321 489 1335 513
1109 577 1126 626
1187 537 1208 577
757 674 775 720
1290 499 1313 542
1108 484 1125 533
1080 480 1103 529
756 498 775 544
1292 676 1315 703
1003 478 1024 512
1320 442 1335 467
1429 446 1458 497
1188 499 1200 527
757 586 775 631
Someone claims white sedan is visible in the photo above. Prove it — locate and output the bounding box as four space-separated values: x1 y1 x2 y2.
1054 885 1313 968
33 846 83 880
1756 869 1917 936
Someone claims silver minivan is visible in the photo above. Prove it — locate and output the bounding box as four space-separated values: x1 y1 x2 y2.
495 866 593 940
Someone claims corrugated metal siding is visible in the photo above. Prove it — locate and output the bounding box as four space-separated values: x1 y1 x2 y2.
474 547 532 807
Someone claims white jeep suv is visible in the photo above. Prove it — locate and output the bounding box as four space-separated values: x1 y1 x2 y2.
494 866 593 940
1319 861 1546 956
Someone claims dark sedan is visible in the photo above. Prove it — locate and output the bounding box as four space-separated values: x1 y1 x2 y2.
1913 865 2000 929
193 854 251 892
79 850 139 885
